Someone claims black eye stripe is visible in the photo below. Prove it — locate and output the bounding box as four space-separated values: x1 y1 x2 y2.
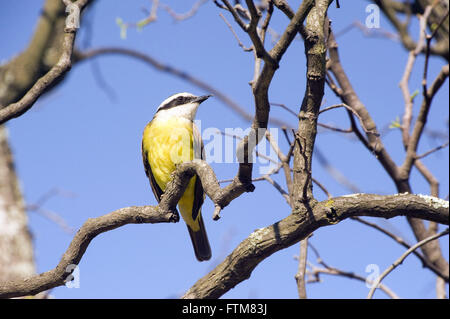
178 96 194 104
157 95 196 112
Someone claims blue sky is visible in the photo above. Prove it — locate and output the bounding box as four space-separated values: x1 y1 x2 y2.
1 0 448 298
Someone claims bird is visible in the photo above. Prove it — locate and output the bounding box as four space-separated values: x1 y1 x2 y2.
141 92 212 261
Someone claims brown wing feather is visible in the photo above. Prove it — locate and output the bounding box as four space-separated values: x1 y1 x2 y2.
142 140 163 202
191 176 204 221
191 123 205 221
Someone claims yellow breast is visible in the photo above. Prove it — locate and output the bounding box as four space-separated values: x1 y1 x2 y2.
143 116 194 190
143 116 201 230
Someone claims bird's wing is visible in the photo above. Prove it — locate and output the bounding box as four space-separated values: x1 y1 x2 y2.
142 139 164 202
191 122 205 221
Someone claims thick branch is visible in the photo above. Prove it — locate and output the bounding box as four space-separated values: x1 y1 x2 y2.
291 0 332 205
2 148 447 300
182 193 449 299
0 206 176 299
401 64 449 176
219 0 320 216
0 0 67 107
0 0 92 125
0 154 260 298
327 31 400 185
327 27 450 290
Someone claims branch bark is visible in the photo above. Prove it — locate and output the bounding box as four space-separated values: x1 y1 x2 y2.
0 127 35 284
0 206 176 299
182 192 448 299
0 0 67 107
371 0 449 60
367 228 449 299
0 0 92 125
327 29 450 283
1 153 447 299
291 0 332 206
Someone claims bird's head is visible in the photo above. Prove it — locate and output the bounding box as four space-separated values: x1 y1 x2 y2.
154 92 212 121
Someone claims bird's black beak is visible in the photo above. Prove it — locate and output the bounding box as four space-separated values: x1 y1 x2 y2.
193 94 213 104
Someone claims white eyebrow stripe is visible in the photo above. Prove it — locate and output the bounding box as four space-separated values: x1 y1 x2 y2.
158 92 195 109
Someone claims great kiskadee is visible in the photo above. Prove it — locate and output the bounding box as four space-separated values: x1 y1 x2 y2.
142 92 212 261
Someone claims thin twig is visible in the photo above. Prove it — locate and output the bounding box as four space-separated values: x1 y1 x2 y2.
367 228 449 299
265 130 294 201
295 238 309 299
307 262 399 299
334 20 399 40
217 130 277 164
429 10 449 41
351 216 448 281
221 0 248 31
270 102 298 117
28 207 75 235
399 6 433 146
306 242 399 299
118 0 159 30
314 148 362 194
312 177 332 199
218 162 283 184
219 13 253 51
416 141 449 160
401 64 450 176
161 0 208 22
319 103 380 137
317 122 353 133
281 126 292 145
262 175 290 205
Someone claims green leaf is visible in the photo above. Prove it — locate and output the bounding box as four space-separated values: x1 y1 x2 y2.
389 116 402 129
120 25 127 39
325 199 334 207
136 18 149 30
115 17 127 39
410 89 419 102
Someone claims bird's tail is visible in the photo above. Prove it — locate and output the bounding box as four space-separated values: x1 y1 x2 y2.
187 214 211 262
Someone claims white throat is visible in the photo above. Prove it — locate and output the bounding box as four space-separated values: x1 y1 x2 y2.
154 102 200 121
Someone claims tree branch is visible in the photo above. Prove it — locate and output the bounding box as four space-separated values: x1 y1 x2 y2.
295 238 309 298
0 0 92 125
0 206 176 298
1 144 447 300
327 31 400 185
367 228 449 299
182 193 449 299
401 64 450 176
326 22 450 292
290 0 333 206
371 0 449 60
306 242 399 299
351 216 448 282
74 47 253 122
307 261 399 299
